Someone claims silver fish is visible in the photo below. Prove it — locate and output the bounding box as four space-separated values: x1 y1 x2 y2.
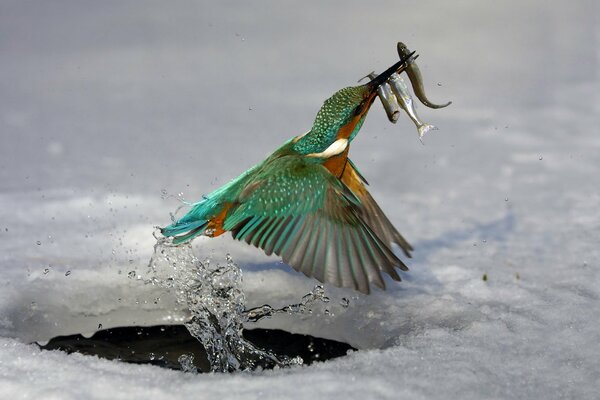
360 72 400 123
397 42 451 109
388 72 437 140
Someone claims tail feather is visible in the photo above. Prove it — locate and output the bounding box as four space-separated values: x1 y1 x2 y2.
172 224 208 244
161 219 208 244
161 195 216 244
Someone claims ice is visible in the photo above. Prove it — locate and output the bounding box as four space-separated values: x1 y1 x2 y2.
1 0 600 399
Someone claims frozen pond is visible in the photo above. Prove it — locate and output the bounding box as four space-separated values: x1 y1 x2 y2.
1 0 599 398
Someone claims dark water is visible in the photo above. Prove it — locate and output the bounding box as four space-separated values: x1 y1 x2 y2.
40 325 355 372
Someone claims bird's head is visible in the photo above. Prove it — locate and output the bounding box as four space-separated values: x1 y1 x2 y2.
294 50 416 155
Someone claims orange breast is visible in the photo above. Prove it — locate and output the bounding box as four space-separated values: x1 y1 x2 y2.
325 96 375 178
340 160 366 196
324 146 350 178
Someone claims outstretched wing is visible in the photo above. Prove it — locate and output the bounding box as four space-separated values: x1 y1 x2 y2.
341 159 413 257
223 155 407 294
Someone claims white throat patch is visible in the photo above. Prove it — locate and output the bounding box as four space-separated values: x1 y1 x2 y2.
306 138 349 158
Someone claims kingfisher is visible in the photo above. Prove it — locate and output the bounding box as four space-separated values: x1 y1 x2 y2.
161 51 416 294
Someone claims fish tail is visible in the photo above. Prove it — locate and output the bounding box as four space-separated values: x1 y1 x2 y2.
418 124 438 139
406 63 452 109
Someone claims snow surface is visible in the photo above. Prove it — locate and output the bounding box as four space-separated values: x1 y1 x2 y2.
1 0 599 399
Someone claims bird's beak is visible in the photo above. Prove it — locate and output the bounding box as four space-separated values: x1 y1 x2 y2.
365 50 418 92
350 48 418 121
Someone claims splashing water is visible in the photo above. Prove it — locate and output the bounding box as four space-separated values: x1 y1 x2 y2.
177 354 198 373
244 284 331 323
147 237 306 372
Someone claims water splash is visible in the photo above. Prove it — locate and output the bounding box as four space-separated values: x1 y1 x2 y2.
147 237 304 372
244 285 331 323
177 354 198 373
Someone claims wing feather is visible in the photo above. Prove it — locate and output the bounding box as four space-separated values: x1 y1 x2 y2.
225 155 408 293
262 215 290 255
341 159 413 258
347 227 370 293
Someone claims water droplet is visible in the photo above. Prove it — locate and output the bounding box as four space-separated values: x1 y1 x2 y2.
437 82 442 86
178 354 198 373
65 270 71 276
290 356 303 365
36 241 41 245
505 197 509 202
43 268 50 275
538 155 543 160
127 270 136 279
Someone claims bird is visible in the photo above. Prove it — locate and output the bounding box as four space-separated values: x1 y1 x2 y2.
161 51 416 294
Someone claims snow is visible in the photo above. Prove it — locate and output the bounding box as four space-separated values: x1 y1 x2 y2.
1 0 600 398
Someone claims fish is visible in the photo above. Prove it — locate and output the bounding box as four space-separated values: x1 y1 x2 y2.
359 72 400 123
388 72 438 140
397 42 452 109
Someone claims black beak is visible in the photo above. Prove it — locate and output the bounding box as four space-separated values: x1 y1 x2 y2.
365 50 418 90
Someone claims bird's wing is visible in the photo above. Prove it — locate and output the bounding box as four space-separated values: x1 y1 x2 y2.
341 159 413 257
223 155 407 294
